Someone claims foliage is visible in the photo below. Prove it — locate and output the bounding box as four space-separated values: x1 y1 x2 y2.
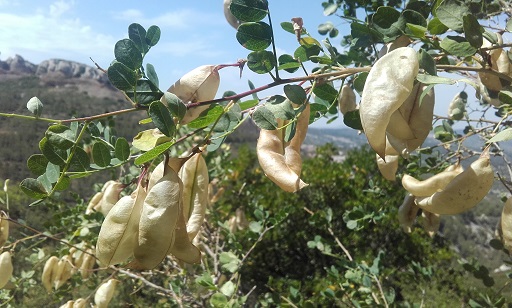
1 0 512 306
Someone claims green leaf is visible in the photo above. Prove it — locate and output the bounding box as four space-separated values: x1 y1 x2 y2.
187 105 224 128
353 72 369 95
68 147 90 172
284 84 307 106
463 14 483 48
406 23 427 39
343 110 363 130
149 101 175 137
419 49 437 76
372 6 405 40
498 86 512 105
27 154 48 176
238 99 259 111
284 120 296 142
162 92 187 120
439 36 477 57
26 96 43 117
318 22 334 35
252 106 278 130
207 133 226 152
54 176 70 191
92 142 111 168
209 293 228 308
46 124 75 150
323 3 338 16
20 178 48 199
236 21 272 51
230 0 268 22
402 9 427 27
114 38 143 70
313 83 337 102
416 74 456 85
247 50 276 74
278 54 300 73
213 105 241 133
427 17 449 35
107 61 137 91
128 23 149 53
435 0 470 33
506 18 512 32
39 137 67 166
126 79 162 106
134 140 173 165
294 44 321 62
266 95 295 120
487 128 512 143
280 21 306 35
115 137 130 161
45 162 60 184
146 25 161 46
146 63 159 88
220 281 236 297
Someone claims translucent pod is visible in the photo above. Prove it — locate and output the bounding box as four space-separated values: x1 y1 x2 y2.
96 183 147 266
95 279 118 308
0 211 9 247
338 84 357 115
397 194 419 233
448 91 467 121
163 65 220 124
54 255 73 290
499 197 512 252
0 251 13 289
167 198 202 264
377 35 411 58
376 154 399 181
478 33 507 92
415 150 494 215
402 162 464 197
360 47 419 159
79 249 96 279
179 153 209 241
42 255 59 292
420 211 441 237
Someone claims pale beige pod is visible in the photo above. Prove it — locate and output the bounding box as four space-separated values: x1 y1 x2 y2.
94 279 118 308
163 65 220 124
478 33 506 92
96 183 147 266
499 196 512 252
420 211 441 237
167 199 202 264
402 162 464 197
42 255 59 292
54 255 73 290
0 212 9 247
180 153 209 240
73 298 87 308
97 181 125 216
397 194 419 233
285 103 310 177
377 35 411 58
338 84 357 115
59 300 74 308
360 47 419 159
223 0 240 29
86 192 103 215
130 164 181 270
79 249 96 279
0 251 13 289
415 151 494 215
376 154 399 181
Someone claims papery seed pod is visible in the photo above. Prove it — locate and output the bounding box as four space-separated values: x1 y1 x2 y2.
235 207 248 231
478 33 508 92
163 65 220 124
478 79 501 107
54 255 73 290
73 298 87 308
377 35 411 58
0 251 13 289
59 300 74 308
167 200 202 264
256 104 310 192
376 154 399 181
420 211 441 237
415 150 494 215
360 47 419 159
95 279 118 308
42 256 59 293
130 164 181 270
398 194 419 233
86 192 103 215
338 84 357 115
223 0 240 29
402 162 464 197
448 91 467 121
0 212 9 247
80 249 96 279
499 197 512 252
180 153 209 241
96 183 147 266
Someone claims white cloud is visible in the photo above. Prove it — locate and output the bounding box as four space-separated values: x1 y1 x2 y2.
115 8 224 29
49 0 74 18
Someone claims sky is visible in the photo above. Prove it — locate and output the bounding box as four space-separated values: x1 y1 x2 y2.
0 0 508 128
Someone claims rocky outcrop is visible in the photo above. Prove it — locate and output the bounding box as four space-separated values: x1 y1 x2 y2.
0 55 37 74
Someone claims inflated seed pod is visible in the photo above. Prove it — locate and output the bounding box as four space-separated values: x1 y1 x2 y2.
256 104 310 192
96 182 147 266
167 200 202 264
96 181 125 216
420 211 440 237
377 35 411 58
163 65 220 124
79 249 96 279
448 91 467 121
499 196 512 252
376 154 399 181
338 84 357 115
54 255 73 290
478 79 501 107
402 162 464 197
0 212 9 247
478 33 507 92
360 47 419 159
94 279 118 308
397 194 419 233
130 163 182 270
415 150 494 215
59 300 74 308
42 255 59 293
0 251 13 289
86 192 103 215
180 153 209 240
223 0 240 29
73 298 87 308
